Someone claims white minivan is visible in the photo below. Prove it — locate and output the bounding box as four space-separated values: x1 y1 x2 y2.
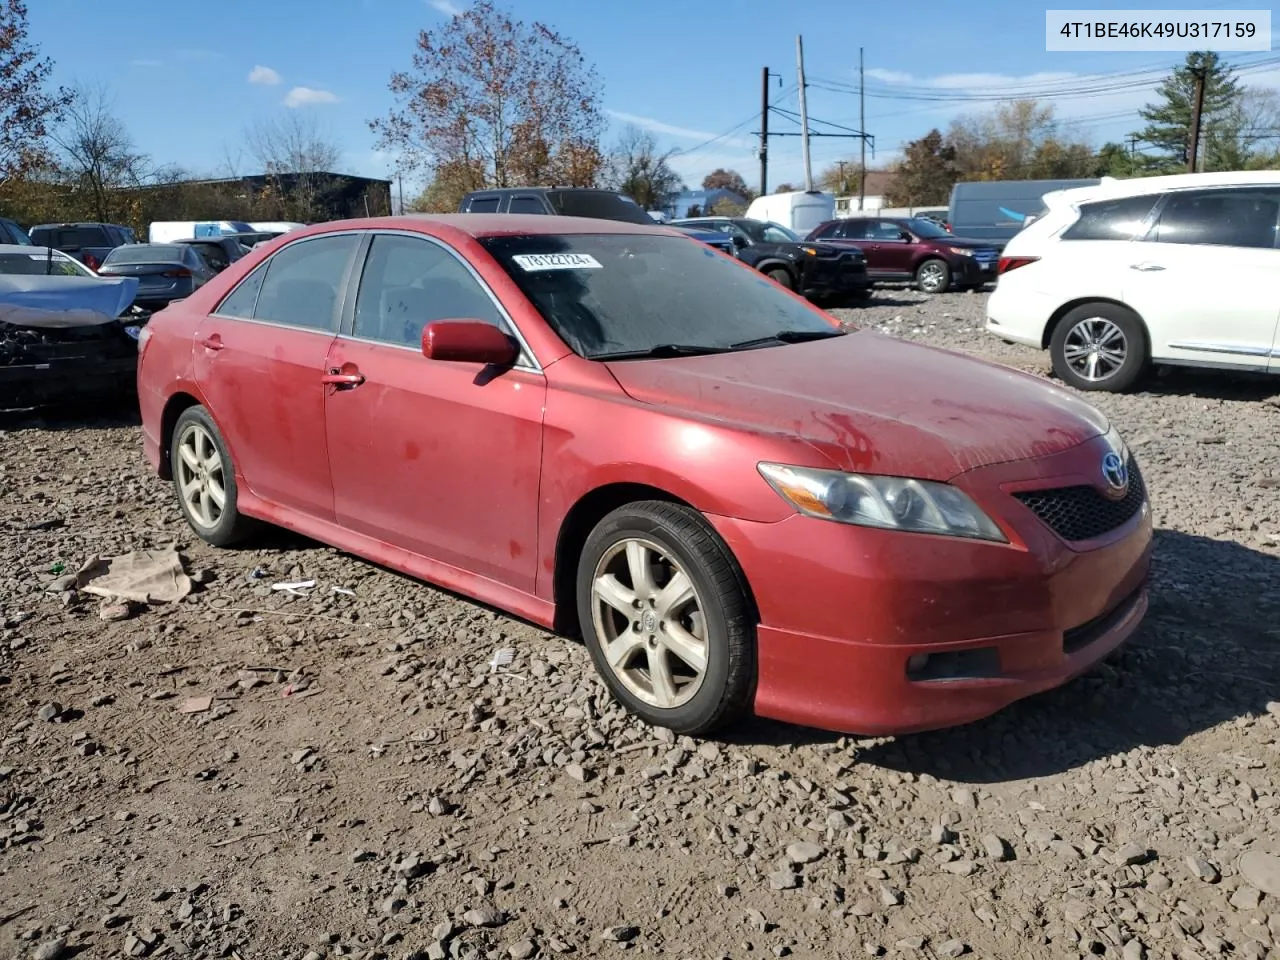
986 170 1280 392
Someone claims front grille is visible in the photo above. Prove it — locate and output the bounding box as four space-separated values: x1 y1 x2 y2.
1013 457 1146 542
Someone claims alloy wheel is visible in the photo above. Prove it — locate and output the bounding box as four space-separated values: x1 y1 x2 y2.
918 261 947 292
589 537 708 709
175 422 227 529
1063 317 1127 382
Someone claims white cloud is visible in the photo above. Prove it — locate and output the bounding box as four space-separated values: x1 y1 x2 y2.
606 109 754 149
428 0 462 14
248 65 282 86
867 68 1079 90
283 86 341 108
864 68 913 85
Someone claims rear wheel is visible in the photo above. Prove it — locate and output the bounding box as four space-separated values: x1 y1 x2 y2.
915 258 951 294
171 405 256 546
1049 302 1149 393
576 501 755 736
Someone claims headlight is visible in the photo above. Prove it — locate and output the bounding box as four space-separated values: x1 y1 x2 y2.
758 462 1007 542
948 246 974 257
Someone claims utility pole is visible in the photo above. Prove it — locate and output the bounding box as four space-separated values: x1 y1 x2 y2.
836 160 847 193
1187 66 1207 173
796 35 813 192
397 173 404 215
759 66 770 196
859 47 866 211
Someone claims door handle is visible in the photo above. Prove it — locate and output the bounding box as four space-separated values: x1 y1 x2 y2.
321 368 365 387
1129 262 1165 271
199 334 223 351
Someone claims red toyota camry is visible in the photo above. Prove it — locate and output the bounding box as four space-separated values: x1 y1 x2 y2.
136 214 1152 738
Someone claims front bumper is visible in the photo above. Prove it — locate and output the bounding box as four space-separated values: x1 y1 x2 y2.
802 255 872 296
954 254 998 285
707 435 1154 735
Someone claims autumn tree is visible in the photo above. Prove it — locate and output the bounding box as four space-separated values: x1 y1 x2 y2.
409 158 486 213
701 167 749 197
1204 86 1280 170
371 0 605 192
1133 51 1240 173
947 99 1097 181
774 183 795 193
817 162 859 195
884 129 958 206
51 85 148 223
601 125 683 211
0 0 72 188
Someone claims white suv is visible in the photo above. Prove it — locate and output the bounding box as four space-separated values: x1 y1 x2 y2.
986 171 1280 392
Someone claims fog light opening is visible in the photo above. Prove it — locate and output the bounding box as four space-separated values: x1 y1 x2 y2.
906 647 1001 682
906 654 931 673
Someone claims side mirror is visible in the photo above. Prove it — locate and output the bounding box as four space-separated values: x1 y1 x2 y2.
422 319 519 366
731 235 747 248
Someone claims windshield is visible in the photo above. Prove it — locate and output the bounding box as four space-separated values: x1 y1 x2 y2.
0 252 91 277
105 244 184 263
904 217 951 238
738 220 801 244
480 233 841 359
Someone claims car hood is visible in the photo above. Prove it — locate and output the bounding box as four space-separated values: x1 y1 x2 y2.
604 331 1108 480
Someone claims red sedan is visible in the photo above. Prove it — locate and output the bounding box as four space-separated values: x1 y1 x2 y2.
136 214 1152 737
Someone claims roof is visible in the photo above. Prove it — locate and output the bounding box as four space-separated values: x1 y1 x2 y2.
291 213 677 240
0 244 65 255
1055 170 1280 203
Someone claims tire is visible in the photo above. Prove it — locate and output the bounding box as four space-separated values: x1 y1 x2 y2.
914 258 951 294
1049 302 1149 393
170 405 255 547
575 501 755 736
764 267 794 290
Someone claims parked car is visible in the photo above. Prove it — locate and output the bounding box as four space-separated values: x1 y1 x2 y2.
806 216 999 293
458 187 737 257
987 171 1280 392
949 178 1102 248
174 236 251 273
0 244 99 278
0 217 33 246
28 221 134 271
97 243 217 309
674 216 871 304
136 213 1151 739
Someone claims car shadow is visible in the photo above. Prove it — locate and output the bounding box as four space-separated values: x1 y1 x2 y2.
0 395 141 431
723 528 1280 780
1138 366 1280 402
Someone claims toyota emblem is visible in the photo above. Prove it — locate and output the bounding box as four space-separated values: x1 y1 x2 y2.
1101 451 1128 495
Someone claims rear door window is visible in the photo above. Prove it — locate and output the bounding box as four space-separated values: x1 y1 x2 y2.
465 195 501 213
247 234 361 331
1062 194 1159 241
1146 187 1280 249
508 196 546 214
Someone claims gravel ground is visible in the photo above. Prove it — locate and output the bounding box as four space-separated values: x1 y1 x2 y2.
2 289 1280 960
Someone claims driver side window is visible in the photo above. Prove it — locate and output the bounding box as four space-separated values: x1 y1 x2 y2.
870 221 905 241
352 234 508 349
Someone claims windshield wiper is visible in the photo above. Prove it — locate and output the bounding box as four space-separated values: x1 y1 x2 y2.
594 343 734 360
729 329 846 350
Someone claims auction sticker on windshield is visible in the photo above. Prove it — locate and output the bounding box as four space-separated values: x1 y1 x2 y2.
511 253 603 271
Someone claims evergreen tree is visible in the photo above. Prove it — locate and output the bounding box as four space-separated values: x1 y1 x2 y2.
1132 52 1240 173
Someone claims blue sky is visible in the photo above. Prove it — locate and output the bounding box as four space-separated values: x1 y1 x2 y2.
30 0 1280 196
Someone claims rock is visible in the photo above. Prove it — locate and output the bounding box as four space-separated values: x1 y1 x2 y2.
98 599 134 621
1122 939 1146 960
951 788 976 808
547 939 573 954
785 841 825 865
600 926 639 942
1187 856 1220 883
564 762 591 782
938 940 968 958
426 942 447 960
768 869 800 890
381 896 406 915
1113 842 1150 866
509 939 537 959
428 796 447 816
37 702 62 722
1229 885 1263 910
981 834 1010 861
942 859 977 876
33 939 67 960
879 886 903 907
931 824 956 845
1239 849 1280 895
463 905 505 927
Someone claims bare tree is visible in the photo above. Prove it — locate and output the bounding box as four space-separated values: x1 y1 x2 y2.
601 126 683 212
51 84 149 222
245 112 343 221
0 0 73 188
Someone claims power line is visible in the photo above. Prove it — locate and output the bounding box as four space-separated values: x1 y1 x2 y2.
668 84 796 159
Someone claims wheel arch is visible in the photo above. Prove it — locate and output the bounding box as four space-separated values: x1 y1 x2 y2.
551 482 759 636
1042 297 1148 352
158 390 204 480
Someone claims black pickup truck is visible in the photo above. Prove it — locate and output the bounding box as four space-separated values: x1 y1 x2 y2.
28 221 135 272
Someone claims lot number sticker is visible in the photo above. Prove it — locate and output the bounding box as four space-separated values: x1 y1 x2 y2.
512 253 603 271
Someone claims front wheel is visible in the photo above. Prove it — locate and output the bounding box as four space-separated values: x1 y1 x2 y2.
1049 303 1149 392
765 267 794 290
576 501 755 736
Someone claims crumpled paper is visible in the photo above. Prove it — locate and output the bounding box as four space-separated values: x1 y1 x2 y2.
75 548 193 604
